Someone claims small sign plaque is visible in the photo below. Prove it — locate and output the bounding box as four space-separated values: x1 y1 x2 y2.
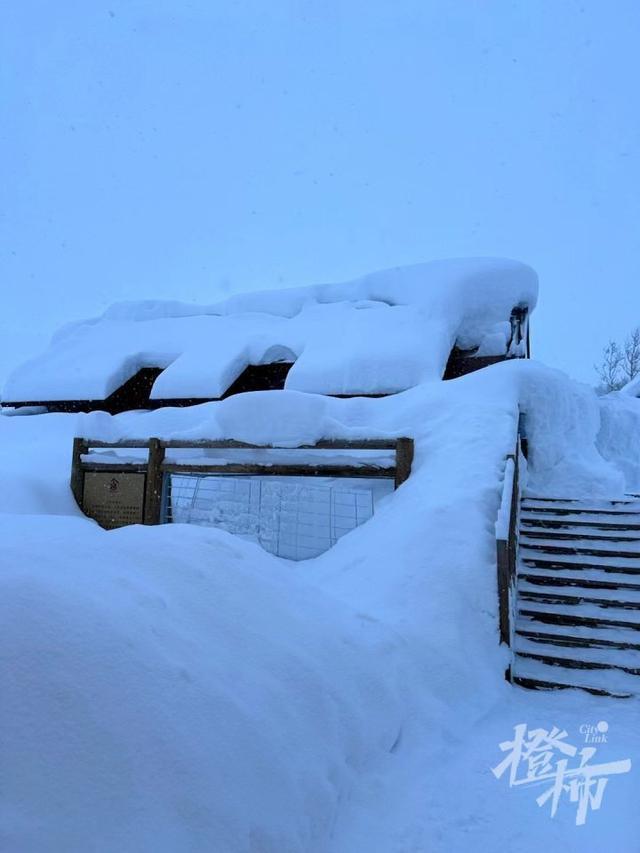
83 472 146 529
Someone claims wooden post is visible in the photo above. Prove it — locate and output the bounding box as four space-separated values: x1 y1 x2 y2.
143 438 165 524
496 539 510 645
70 437 88 508
496 443 520 647
394 438 414 488
518 413 529 460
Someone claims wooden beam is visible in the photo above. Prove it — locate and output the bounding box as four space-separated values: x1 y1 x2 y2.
78 438 400 451
70 437 88 507
143 438 165 524
76 439 152 449
80 464 149 474
3 392 397 412
164 438 399 451
495 443 520 647
496 539 511 645
394 437 414 487
161 463 395 479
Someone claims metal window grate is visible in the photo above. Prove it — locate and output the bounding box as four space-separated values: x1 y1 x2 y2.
163 474 379 560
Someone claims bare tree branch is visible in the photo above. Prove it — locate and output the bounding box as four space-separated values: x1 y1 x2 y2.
622 326 640 384
595 340 624 393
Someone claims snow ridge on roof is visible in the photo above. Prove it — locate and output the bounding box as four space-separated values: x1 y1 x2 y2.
2 258 538 403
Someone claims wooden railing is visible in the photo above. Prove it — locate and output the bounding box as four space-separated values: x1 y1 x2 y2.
71 437 414 528
495 430 523 647
507 306 530 358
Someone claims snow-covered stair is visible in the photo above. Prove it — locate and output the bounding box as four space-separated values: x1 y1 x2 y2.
512 496 640 697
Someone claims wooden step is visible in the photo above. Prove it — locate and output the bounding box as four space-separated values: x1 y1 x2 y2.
521 516 640 531
515 633 640 668
524 495 640 502
520 539 640 559
518 586 640 608
511 656 639 695
520 502 640 521
520 599 640 624
521 554 640 574
518 572 640 593
521 528 640 543
519 592 640 611
510 672 632 698
515 618 640 646
515 649 640 676
515 627 640 652
523 498 640 511
518 608 640 631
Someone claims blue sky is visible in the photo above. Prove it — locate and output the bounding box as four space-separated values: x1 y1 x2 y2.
2 0 639 386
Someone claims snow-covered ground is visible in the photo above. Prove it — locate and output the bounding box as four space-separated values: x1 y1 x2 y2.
2 354 640 851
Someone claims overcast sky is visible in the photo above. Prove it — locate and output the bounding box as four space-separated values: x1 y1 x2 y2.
2 0 639 388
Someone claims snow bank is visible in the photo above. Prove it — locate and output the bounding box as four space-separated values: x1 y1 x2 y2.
0 412 81 516
515 363 627 497
598 391 640 493
1 514 408 852
620 373 640 398
2 258 537 402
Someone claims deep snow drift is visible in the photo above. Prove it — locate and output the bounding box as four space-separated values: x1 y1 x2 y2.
621 372 640 399
598 390 640 493
2 357 640 851
1 514 408 852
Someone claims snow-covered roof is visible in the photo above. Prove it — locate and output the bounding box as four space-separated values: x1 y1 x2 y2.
2 258 537 403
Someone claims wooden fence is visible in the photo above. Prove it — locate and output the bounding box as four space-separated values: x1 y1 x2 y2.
71 437 414 529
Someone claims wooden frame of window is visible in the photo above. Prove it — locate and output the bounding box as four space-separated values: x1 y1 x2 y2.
71 436 414 528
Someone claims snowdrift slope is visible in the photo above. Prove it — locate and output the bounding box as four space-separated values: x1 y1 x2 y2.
1 515 409 852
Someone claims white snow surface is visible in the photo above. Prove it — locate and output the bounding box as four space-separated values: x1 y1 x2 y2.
2 258 537 402
620 372 640 398
2 514 406 851
2 357 640 852
597 391 640 493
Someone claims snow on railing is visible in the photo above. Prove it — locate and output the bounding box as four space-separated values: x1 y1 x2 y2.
496 425 523 650
495 457 515 542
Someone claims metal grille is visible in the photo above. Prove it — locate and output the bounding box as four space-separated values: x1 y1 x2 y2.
164 474 377 560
